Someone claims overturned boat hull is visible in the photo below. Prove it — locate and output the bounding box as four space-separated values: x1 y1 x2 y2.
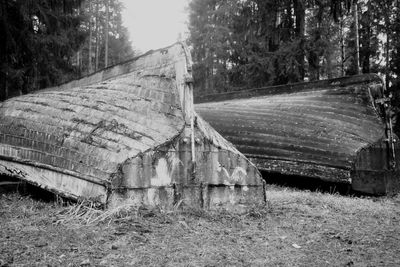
0 43 265 209
196 75 400 195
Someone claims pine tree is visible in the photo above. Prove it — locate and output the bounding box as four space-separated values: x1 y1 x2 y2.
0 0 86 100
0 0 133 101
188 0 400 100
80 0 134 74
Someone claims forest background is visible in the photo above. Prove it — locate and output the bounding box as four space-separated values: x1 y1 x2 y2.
1 0 399 130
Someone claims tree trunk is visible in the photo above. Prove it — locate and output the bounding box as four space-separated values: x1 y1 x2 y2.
384 1 391 87
104 0 109 68
77 50 81 74
294 0 305 81
88 0 93 73
362 0 371 73
285 0 294 41
340 16 345 77
1 0 8 100
95 0 99 71
76 3 81 75
326 49 333 79
353 1 360 74
33 60 38 93
386 27 390 87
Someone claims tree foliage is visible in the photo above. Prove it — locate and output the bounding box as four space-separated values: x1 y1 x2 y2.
189 0 400 99
0 0 85 99
189 0 309 95
0 0 133 101
79 0 133 74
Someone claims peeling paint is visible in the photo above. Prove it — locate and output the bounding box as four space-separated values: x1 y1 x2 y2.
147 188 157 205
218 162 248 185
151 158 172 187
166 152 184 175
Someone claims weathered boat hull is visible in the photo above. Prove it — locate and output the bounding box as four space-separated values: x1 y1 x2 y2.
196 75 400 195
0 43 265 209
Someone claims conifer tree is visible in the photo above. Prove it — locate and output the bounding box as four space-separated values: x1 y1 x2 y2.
0 0 86 100
0 0 134 100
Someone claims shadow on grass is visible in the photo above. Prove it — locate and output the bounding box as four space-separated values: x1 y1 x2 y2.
0 175 57 202
2 170 378 208
261 171 366 196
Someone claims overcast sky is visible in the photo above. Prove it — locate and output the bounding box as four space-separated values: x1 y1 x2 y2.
120 0 190 53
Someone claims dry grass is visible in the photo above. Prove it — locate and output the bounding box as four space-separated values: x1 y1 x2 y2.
1 185 400 266
54 201 141 227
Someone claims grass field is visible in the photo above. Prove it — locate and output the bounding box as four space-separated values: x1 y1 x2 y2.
1 184 400 267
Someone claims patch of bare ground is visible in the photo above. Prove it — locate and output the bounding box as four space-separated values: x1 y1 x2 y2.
1 185 400 266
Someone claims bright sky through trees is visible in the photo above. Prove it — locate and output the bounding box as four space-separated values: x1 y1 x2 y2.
120 0 189 53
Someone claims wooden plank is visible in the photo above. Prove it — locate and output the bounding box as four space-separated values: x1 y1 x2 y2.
195 74 383 103
196 74 394 192
250 157 351 183
0 43 265 209
0 160 108 202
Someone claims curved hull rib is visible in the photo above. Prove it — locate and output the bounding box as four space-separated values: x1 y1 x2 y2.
0 43 265 209
196 74 400 194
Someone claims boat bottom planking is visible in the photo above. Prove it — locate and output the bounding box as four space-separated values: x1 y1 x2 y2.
0 43 265 209
196 74 400 195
